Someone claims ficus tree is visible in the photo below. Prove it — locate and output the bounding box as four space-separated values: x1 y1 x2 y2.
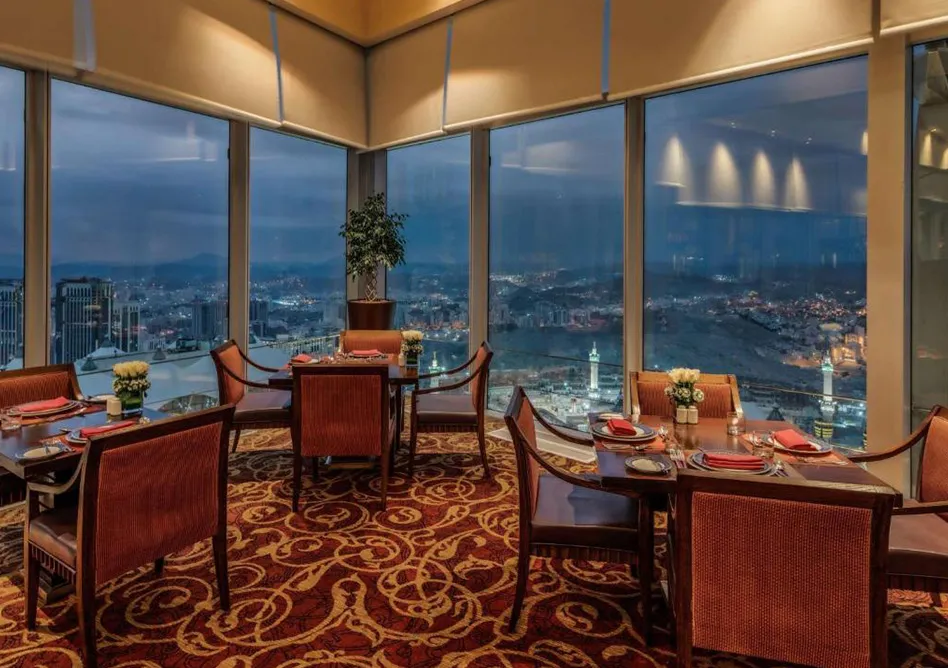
339 193 408 301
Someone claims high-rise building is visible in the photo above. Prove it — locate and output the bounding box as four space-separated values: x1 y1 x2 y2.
0 280 23 367
250 299 269 338
191 299 228 342
588 342 600 400
116 301 141 353
54 277 114 363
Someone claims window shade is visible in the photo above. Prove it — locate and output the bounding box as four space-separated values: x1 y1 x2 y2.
278 11 367 148
0 0 75 73
881 0 948 34
609 0 872 99
444 0 605 129
91 0 280 124
368 21 447 149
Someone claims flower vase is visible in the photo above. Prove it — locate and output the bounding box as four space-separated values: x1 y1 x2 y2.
405 353 419 368
120 391 144 416
687 405 699 424
675 406 688 424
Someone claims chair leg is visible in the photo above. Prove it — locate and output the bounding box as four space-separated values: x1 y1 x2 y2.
154 557 164 577
637 500 654 644
292 452 302 512
212 534 230 611
77 576 98 668
509 545 530 632
24 547 38 631
477 422 491 480
231 428 242 454
310 456 319 482
408 415 419 476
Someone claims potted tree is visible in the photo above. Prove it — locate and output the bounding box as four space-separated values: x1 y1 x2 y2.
340 193 408 329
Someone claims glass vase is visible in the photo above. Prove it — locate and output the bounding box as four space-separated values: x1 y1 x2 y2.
405 352 419 368
120 391 144 415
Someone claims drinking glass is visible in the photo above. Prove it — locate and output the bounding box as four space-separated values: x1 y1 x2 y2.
750 431 774 461
0 410 21 432
726 411 746 436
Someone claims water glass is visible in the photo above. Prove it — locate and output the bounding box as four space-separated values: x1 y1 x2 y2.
0 410 21 432
726 411 746 436
749 431 774 461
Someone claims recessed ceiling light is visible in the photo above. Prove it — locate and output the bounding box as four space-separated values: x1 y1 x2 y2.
770 129 777 137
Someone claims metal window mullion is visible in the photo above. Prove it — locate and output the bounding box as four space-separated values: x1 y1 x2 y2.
228 121 250 363
469 128 489 358
24 70 50 368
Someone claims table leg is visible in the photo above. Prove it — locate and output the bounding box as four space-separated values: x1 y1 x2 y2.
638 496 654 644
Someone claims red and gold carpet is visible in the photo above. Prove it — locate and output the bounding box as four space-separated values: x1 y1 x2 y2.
0 420 945 666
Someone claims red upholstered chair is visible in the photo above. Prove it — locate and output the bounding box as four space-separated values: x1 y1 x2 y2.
23 406 234 668
409 342 493 478
674 469 895 668
503 386 654 638
340 329 403 355
850 405 948 595
0 364 82 409
291 364 396 511
211 340 291 452
629 370 741 418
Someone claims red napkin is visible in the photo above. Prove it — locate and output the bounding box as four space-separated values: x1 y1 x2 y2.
704 452 765 470
351 349 382 357
607 418 637 436
17 396 72 413
291 354 313 364
772 429 816 451
79 421 136 439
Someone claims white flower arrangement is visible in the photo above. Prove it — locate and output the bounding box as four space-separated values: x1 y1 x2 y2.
112 361 151 397
663 367 704 408
401 330 424 357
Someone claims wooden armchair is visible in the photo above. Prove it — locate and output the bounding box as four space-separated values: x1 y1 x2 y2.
408 342 493 479
504 386 654 638
291 364 396 511
674 470 895 668
23 406 234 668
629 370 741 418
211 340 291 452
850 405 948 594
340 329 403 355
0 363 82 409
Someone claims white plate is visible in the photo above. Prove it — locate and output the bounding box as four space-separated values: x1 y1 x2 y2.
767 437 833 455
19 443 72 461
591 421 657 443
625 457 671 475
15 400 81 418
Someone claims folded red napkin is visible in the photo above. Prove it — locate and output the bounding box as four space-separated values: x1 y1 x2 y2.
17 396 72 413
606 418 637 436
351 349 382 357
704 452 765 470
772 429 816 451
291 354 313 364
79 421 136 439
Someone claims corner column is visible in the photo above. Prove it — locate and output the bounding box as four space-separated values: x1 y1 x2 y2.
23 71 50 368
228 121 250 358
469 128 489 357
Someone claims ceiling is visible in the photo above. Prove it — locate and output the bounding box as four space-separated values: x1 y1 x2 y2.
270 0 487 46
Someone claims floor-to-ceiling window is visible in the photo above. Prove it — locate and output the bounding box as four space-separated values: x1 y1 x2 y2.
247 128 348 375
488 107 625 428
387 135 470 376
50 81 229 412
0 67 24 372
644 57 868 447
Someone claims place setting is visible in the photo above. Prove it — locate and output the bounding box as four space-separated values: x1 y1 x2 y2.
18 419 142 463
591 412 659 451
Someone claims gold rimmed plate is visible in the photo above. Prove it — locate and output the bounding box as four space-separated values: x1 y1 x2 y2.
625 456 671 476
14 399 81 418
766 436 834 456
689 451 775 476
591 421 657 443
17 442 73 462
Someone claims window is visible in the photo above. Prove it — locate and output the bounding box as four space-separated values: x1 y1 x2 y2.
247 128 348 374
387 135 470 375
50 81 229 411
488 107 625 427
0 67 23 371
643 58 868 446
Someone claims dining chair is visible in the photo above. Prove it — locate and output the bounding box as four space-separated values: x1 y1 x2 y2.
503 386 654 639
629 370 741 418
0 363 82 409
674 469 895 668
340 329 403 355
409 342 493 479
211 340 292 452
23 405 234 668
291 364 396 511
850 405 948 596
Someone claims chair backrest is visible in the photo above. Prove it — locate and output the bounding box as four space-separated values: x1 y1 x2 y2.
469 342 494 410
917 408 948 519
292 364 390 457
503 387 543 518
630 370 741 418
0 364 81 409
340 330 403 355
76 406 234 587
210 340 247 405
675 470 894 668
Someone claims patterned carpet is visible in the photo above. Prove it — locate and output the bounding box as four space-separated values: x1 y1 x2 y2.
0 419 945 666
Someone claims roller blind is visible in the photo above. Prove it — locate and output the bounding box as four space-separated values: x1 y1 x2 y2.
278 11 367 147
0 0 75 73
444 0 604 129
91 0 280 124
368 21 447 148
881 0 948 34
610 0 872 99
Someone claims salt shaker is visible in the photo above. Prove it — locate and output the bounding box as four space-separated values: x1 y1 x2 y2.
106 396 122 417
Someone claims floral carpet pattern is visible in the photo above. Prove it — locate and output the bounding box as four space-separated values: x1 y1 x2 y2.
0 420 944 666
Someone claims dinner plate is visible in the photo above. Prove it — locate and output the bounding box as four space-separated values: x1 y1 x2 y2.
18 442 73 461
625 456 671 476
590 421 657 443
766 436 833 456
65 424 137 445
85 394 113 404
689 451 775 476
348 353 387 360
14 399 81 418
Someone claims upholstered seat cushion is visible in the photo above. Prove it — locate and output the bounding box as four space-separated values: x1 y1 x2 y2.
531 474 638 548
415 394 477 425
28 506 78 568
889 507 948 579
234 390 292 425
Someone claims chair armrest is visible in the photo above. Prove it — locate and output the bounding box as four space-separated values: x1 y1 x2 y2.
850 411 937 462
893 501 948 516
27 466 82 498
413 374 475 396
218 362 272 391
415 356 476 382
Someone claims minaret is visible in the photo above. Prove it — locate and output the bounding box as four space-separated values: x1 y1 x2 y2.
588 342 600 400
815 352 835 439
428 351 444 388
